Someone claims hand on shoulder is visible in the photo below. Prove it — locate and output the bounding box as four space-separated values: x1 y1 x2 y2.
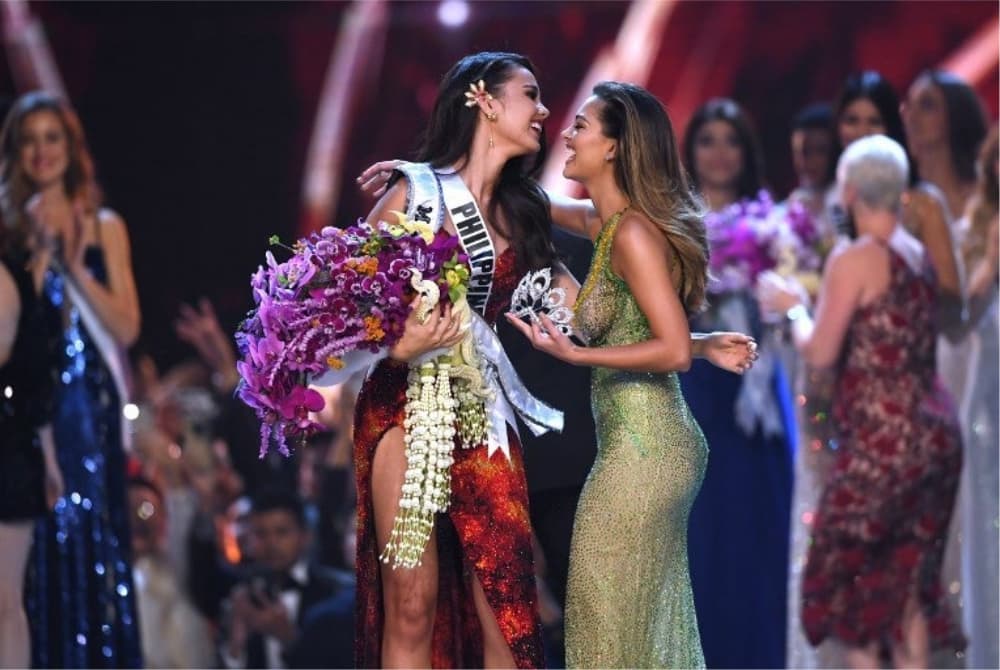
364 180 409 227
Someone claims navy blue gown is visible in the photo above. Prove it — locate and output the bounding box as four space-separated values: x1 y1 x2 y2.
681 296 795 669
26 245 142 668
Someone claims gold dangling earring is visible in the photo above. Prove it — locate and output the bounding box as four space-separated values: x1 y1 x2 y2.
487 112 497 150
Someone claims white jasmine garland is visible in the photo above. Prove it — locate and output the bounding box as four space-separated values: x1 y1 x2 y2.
379 353 489 570
379 272 491 570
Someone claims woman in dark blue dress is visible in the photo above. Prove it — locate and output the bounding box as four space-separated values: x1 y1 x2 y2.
680 98 795 669
1 92 143 668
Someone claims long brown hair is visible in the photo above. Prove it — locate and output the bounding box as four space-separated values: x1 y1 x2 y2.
0 91 101 255
682 97 765 200
920 70 988 184
593 81 709 315
965 125 998 269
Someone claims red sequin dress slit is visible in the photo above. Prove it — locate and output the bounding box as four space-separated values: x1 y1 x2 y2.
352 245 544 668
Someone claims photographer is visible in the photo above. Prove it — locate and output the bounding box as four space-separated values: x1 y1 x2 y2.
220 489 353 669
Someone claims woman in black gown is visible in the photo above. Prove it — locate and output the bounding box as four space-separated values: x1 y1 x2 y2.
0 171 63 667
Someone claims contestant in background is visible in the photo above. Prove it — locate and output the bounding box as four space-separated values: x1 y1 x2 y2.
0 91 143 668
0 144 63 669
902 71 988 224
931 124 998 670
680 97 794 670
903 70 995 669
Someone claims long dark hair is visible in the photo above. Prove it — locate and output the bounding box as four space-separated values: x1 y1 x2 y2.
593 82 708 315
416 51 554 273
919 70 988 183
792 102 836 186
682 98 765 201
831 71 914 184
0 91 102 256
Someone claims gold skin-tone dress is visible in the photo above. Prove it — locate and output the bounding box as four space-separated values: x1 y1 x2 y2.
565 212 707 669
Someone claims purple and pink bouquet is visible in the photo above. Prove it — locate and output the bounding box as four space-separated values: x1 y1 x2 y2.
235 219 467 457
706 190 822 294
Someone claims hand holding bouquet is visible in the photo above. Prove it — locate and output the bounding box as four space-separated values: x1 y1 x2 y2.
235 215 469 457
236 214 494 569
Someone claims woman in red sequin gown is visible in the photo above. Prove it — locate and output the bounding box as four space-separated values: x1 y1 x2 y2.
352 52 553 668
758 135 964 669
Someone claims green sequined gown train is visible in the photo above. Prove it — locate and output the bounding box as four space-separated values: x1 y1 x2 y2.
566 213 707 669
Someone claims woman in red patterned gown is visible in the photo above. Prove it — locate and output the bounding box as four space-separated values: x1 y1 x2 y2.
352 52 554 669
758 134 964 669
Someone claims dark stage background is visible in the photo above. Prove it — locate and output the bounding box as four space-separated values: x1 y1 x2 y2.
1 0 996 368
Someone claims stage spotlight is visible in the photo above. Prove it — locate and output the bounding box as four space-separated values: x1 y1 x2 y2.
438 0 469 28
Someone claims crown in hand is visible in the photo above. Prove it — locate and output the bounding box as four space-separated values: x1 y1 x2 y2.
509 268 574 336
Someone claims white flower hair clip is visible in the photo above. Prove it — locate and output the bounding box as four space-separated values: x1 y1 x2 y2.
464 79 493 108
509 268 574 336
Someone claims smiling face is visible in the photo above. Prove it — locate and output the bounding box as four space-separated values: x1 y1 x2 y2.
691 119 743 191
488 66 549 155
561 95 616 183
17 109 70 191
838 97 885 148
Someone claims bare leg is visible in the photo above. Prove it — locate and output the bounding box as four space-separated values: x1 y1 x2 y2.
373 427 439 668
471 572 516 669
890 595 929 669
844 640 880 670
0 522 34 669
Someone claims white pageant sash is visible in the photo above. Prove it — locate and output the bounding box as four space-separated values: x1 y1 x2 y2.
714 295 785 440
437 170 496 317
394 161 445 229
344 162 563 459
469 312 563 458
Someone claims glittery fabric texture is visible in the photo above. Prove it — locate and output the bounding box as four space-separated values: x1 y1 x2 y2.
801 248 965 655
27 247 143 668
567 214 707 669
352 245 544 669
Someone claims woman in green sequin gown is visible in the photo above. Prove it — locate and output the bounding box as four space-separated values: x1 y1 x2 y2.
507 82 754 668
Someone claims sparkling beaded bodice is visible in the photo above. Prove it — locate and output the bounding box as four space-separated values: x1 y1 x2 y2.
573 212 652 349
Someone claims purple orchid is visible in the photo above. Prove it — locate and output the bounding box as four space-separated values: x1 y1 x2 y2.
235 221 468 457
706 190 820 295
